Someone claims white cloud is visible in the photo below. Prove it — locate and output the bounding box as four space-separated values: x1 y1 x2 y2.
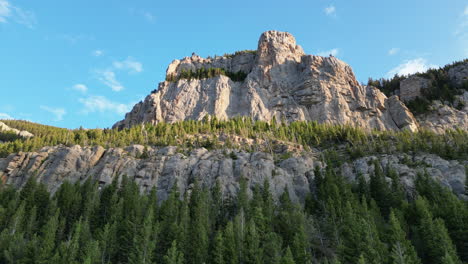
0 113 13 119
40 106 66 121
95 57 142 92
13 6 35 28
72 84 88 93
97 70 124 91
324 5 336 16
0 0 36 28
143 11 155 23
388 48 399 56
317 48 339 57
93 50 103 57
0 0 12 23
113 57 143 73
79 96 132 115
386 58 438 77
464 5 468 16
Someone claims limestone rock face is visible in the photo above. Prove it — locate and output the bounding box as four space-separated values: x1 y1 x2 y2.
113 31 418 132
341 153 467 199
0 122 33 138
399 76 431 103
0 145 320 202
416 92 468 133
386 96 419 131
1 145 465 201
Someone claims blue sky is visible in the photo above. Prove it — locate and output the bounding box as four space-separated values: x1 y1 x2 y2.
1 0 467 128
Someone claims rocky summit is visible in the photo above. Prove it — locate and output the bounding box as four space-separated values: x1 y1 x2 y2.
113 31 419 132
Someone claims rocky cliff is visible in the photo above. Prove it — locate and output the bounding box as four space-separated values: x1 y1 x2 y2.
113 31 418 132
1 145 466 201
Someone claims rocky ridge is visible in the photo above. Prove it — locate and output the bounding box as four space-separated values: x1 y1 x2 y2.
0 121 34 138
114 31 419 132
416 92 468 133
1 145 465 201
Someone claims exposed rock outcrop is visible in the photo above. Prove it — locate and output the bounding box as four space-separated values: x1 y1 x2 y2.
0 121 33 138
399 76 431 102
114 31 418 132
1 145 465 201
448 62 468 86
416 92 468 133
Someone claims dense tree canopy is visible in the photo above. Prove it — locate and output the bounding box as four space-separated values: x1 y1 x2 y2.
0 163 466 263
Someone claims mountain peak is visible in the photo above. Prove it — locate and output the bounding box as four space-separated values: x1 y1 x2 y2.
256 30 304 66
113 31 418 132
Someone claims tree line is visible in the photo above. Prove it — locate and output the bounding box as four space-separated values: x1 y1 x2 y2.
1 118 467 162
165 68 248 83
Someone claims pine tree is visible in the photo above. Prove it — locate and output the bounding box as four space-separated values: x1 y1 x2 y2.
188 181 209 264
129 207 157 264
37 210 60 263
262 232 282 264
244 219 262 264
223 221 239 264
164 240 184 264
441 251 457 264
281 247 296 264
211 231 224 264
414 198 461 264
387 210 421 264
82 240 100 264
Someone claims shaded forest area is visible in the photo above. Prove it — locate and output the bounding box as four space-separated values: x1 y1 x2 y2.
0 162 466 263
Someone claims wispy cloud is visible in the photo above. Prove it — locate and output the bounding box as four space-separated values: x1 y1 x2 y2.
79 96 132 115
60 34 93 44
40 106 66 121
0 0 36 28
97 70 124 91
324 5 336 16
317 48 339 57
96 57 143 91
386 58 437 77
0 0 12 23
388 48 399 56
130 8 156 23
0 113 13 119
72 84 88 93
465 5 468 16
113 57 143 73
93 50 103 57
143 11 155 23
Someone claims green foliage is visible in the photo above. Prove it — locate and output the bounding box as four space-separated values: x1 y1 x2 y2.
0 158 466 263
166 67 248 83
223 50 257 58
1 119 467 164
368 59 468 115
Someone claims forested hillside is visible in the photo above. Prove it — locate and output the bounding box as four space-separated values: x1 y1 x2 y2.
368 59 468 115
0 162 466 263
1 119 467 162
1 115 467 264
